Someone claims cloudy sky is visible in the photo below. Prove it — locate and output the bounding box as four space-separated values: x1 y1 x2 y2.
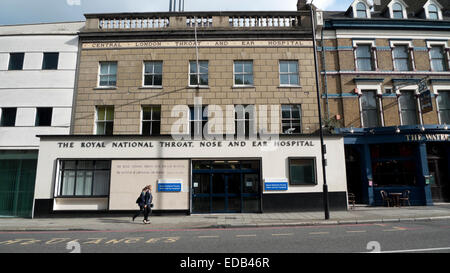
0 0 354 25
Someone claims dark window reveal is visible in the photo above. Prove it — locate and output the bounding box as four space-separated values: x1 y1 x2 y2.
35 108 53 126
8 53 24 70
0 108 17 127
42 53 59 70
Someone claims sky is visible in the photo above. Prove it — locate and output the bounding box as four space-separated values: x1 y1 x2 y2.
0 0 355 25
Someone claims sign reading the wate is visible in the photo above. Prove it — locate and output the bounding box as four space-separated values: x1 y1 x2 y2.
157 179 182 192
264 178 288 191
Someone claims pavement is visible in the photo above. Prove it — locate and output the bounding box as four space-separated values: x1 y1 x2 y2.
1 203 450 232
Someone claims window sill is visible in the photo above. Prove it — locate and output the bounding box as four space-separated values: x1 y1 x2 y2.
54 196 109 199
94 87 117 90
232 85 255 89
278 85 302 89
187 86 210 89
139 86 163 90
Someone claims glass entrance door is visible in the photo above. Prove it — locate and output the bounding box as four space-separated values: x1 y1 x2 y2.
192 160 260 213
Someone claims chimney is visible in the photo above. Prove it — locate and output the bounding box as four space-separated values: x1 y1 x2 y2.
297 0 308 11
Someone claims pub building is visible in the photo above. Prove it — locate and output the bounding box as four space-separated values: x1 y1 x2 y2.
32 1 350 217
321 0 450 206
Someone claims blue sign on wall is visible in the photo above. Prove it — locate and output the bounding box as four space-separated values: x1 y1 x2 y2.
158 183 182 192
264 182 288 191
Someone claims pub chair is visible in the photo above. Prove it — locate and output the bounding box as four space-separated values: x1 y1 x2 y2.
380 190 392 207
399 190 411 206
348 193 356 209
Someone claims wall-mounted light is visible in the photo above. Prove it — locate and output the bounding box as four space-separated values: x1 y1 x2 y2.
396 127 400 134
444 124 448 130
421 126 426 132
350 127 354 134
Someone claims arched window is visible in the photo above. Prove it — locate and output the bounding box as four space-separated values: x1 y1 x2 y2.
356 2 368 18
392 3 404 19
428 4 439 20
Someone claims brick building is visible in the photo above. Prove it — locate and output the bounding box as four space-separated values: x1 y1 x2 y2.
32 1 349 217
320 0 450 206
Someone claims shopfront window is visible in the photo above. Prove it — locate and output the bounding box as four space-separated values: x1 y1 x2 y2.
289 158 317 185
371 143 417 187
58 160 110 197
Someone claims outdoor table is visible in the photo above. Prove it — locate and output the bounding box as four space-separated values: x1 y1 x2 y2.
389 193 403 207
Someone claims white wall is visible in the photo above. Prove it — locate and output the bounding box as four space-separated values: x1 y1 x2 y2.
34 137 348 204
0 22 83 149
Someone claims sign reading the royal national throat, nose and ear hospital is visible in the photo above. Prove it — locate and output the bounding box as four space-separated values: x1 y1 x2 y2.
82 40 313 49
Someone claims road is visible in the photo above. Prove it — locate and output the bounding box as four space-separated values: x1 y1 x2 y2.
1 219 449 254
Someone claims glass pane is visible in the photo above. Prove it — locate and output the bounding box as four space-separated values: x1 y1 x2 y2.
109 63 117 74
356 45 371 58
430 47 443 58
281 105 291 118
402 110 418 125
95 161 110 170
290 159 315 185
234 62 243 73
280 74 289 85
235 74 244 85
9 53 24 70
108 75 116 86
106 108 114 120
292 105 301 118
395 59 410 71
78 161 94 170
144 75 153 86
244 75 253 85
200 74 208 85
96 122 105 135
437 91 450 109
93 170 110 195
190 61 197 73
431 59 445 72
361 91 377 109
400 91 416 110
199 61 208 74
193 196 210 213
154 62 163 74
429 4 438 12
394 46 408 58
289 62 298 73
100 63 109 74
42 53 59 70
142 121 151 135
193 173 210 194
99 76 109 86
357 59 372 71
357 10 367 18
105 122 114 135
154 75 162 86
290 74 299 85
153 107 161 120
152 121 161 135
63 161 76 170
142 107 152 120
429 12 438 20
363 109 380 128
61 171 75 195
144 62 153 74
244 62 253 73
0 108 17 127
280 62 289 73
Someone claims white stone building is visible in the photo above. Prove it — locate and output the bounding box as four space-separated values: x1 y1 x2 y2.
0 22 84 217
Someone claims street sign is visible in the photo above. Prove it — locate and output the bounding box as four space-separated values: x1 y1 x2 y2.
419 89 433 114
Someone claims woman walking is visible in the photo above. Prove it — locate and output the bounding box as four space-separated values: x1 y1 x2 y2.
143 185 153 224
132 187 147 223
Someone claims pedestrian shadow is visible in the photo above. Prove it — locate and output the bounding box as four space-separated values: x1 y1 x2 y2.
99 218 134 224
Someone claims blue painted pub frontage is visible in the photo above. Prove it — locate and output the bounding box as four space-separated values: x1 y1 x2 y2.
337 125 450 206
